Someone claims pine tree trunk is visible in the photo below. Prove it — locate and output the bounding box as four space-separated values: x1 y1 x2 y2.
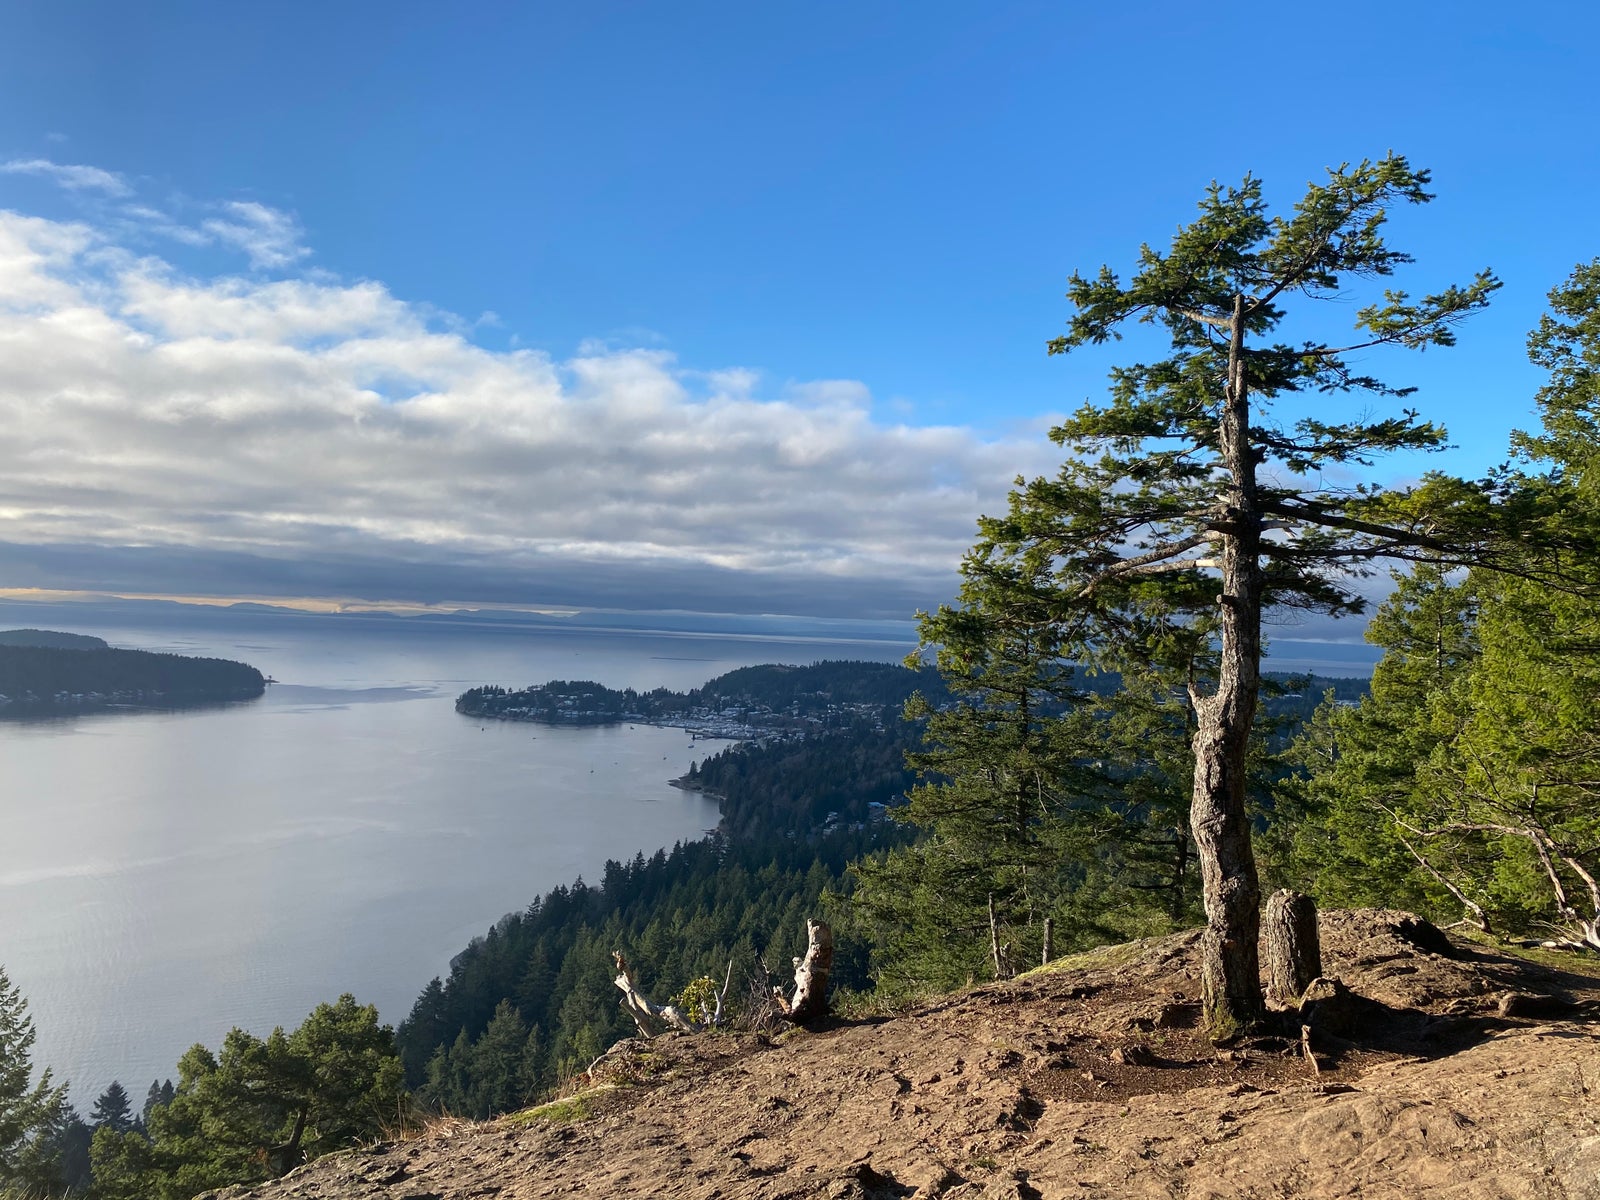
1190 294 1266 1042
1264 889 1322 1005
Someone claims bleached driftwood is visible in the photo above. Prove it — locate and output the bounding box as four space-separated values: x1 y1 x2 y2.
612 951 732 1038
772 919 833 1023
614 920 833 1038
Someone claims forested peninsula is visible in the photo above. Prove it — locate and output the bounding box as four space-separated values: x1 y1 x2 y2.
455 660 948 737
0 630 265 715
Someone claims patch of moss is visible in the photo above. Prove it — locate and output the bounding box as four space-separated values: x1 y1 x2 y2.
500 1085 612 1128
1020 936 1155 979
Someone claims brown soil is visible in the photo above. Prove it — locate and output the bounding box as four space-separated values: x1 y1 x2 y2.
204 911 1600 1200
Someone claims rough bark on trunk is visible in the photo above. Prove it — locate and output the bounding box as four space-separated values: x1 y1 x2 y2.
1189 293 1267 1042
773 919 833 1023
1264 889 1322 1006
267 1107 309 1177
1042 917 1054 966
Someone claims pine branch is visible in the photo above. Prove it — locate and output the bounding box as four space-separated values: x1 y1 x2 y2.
1072 533 1218 599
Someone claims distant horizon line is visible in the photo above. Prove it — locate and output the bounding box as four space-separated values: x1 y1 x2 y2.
0 588 1384 665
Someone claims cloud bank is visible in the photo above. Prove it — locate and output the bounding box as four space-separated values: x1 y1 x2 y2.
0 172 1062 618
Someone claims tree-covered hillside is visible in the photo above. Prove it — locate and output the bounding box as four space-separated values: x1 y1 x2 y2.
680 722 921 837
395 827 894 1117
409 658 1370 1114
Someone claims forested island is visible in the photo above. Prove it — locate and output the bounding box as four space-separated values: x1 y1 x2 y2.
0 630 265 715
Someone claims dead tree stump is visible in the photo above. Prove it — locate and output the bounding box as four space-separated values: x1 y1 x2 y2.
774 919 833 1023
1264 889 1322 1006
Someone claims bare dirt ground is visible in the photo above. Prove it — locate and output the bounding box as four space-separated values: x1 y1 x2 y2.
204 911 1600 1200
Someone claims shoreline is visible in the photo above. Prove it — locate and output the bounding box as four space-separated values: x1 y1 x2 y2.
458 706 780 744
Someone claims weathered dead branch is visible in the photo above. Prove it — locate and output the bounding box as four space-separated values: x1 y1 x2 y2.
612 951 733 1038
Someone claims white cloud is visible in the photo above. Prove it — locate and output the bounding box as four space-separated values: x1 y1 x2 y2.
199 201 309 270
1 158 131 197
0 206 1060 615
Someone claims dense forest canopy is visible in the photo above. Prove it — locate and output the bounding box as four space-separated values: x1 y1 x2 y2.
1282 261 1600 953
395 827 892 1116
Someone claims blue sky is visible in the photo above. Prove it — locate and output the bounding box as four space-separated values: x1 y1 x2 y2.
0 2 1595 624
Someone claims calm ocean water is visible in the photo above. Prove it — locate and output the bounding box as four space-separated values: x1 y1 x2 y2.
0 610 914 1101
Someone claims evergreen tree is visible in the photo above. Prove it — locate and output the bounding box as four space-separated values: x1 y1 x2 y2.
140 1078 174 1129
33 1098 92 1196
1290 260 1600 949
1294 568 1600 946
1287 568 1487 917
517 1026 545 1103
419 1031 476 1117
0 965 68 1193
92 996 403 1200
966 155 1549 1036
90 1079 135 1134
469 1001 535 1117
853 554 1107 990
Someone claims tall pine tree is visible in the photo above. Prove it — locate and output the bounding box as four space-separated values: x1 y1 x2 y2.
973 155 1537 1036
853 553 1104 989
0 965 67 1192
